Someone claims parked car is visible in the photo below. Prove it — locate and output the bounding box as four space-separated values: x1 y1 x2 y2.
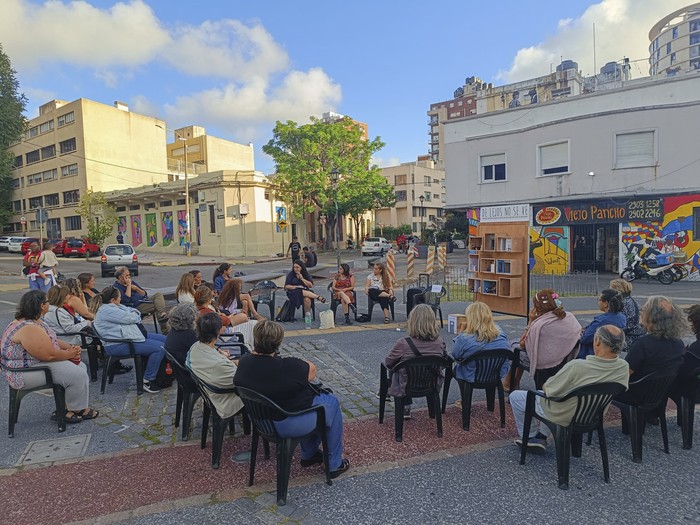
8 237 29 253
101 244 138 277
361 236 392 256
49 239 67 256
63 237 100 257
20 238 42 255
0 236 11 251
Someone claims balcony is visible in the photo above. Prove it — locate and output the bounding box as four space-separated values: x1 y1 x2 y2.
167 158 206 176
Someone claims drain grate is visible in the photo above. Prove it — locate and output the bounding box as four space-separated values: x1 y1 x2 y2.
16 434 91 466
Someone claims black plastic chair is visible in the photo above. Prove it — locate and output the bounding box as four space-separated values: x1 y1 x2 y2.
93 327 145 396
327 282 357 321
188 368 250 469
53 330 101 382
379 355 450 442
236 386 332 506
442 349 513 430
422 285 447 327
520 382 627 490
1 362 67 437
163 350 200 441
250 280 278 319
612 372 678 463
367 295 395 322
139 299 161 334
512 344 578 391
672 363 700 450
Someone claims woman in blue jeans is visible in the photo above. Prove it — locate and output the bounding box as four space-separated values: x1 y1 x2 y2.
92 286 166 393
234 320 349 478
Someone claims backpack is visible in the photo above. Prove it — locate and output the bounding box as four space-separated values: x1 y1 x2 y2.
275 300 295 322
154 359 175 389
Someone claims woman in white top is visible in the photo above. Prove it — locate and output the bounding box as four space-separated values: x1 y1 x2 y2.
365 262 395 324
176 273 196 304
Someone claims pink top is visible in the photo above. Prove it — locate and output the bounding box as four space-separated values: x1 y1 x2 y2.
1 319 58 389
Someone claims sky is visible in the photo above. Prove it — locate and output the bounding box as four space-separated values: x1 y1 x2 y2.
0 0 692 174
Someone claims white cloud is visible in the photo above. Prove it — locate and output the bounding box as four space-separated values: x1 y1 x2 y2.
129 94 161 120
498 0 692 82
373 157 402 168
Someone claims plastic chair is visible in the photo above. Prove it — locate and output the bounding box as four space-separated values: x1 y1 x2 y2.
327 282 357 321
672 363 700 450
250 280 278 318
188 368 250 469
236 386 333 506
422 285 447 327
139 299 160 334
378 355 451 442
0 362 67 437
93 327 145 396
163 350 200 441
441 349 513 430
520 382 627 490
367 295 395 322
612 372 678 463
53 329 101 382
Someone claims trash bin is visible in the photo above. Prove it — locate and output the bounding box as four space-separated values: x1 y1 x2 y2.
406 288 426 318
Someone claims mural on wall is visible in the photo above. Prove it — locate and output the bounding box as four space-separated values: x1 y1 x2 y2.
467 209 479 237
145 213 158 247
177 210 188 246
529 226 570 274
131 215 142 247
118 216 127 233
161 212 173 247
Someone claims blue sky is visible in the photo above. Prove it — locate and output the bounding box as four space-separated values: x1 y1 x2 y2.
1 0 689 173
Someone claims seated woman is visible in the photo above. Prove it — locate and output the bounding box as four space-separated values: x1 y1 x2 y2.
63 277 94 321
212 263 233 294
92 286 166 394
452 302 509 383
176 273 196 304
579 289 627 358
218 277 265 321
609 278 646 352
234 320 350 478
78 273 99 304
193 286 241 328
44 285 92 346
669 304 700 402
1 290 97 423
385 304 446 419
186 312 243 419
284 260 325 317
504 289 582 391
164 303 199 369
332 263 355 325
189 270 205 290
365 262 395 324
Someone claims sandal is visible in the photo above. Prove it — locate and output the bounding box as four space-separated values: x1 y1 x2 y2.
316 296 327 304
64 411 83 424
330 458 350 479
79 408 99 420
384 317 390 324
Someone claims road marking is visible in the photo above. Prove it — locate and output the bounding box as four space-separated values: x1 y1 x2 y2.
0 300 17 305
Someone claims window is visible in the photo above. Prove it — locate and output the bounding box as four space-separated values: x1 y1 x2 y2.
42 169 57 181
691 33 700 45
538 141 570 176
61 164 78 177
691 20 700 32
480 153 506 182
424 176 431 186
13 155 22 168
57 112 74 127
614 131 656 168
692 58 700 70
12 178 21 189
26 150 40 164
394 174 407 185
41 145 56 160
65 215 82 231
116 206 126 212
29 196 43 210
59 138 76 154
45 193 59 207
209 204 216 234
395 190 407 201
27 173 43 185
176 198 186 205
693 207 700 238
670 52 677 65
145 202 156 210
129 204 140 210
666 42 672 54
27 126 38 138
39 120 54 133
63 190 80 204
673 27 679 38
11 200 22 212
437 208 444 217
160 200 172 207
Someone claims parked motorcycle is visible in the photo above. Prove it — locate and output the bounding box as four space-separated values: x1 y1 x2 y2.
620 253 675 284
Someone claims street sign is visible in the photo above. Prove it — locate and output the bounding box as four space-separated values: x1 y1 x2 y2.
35 209 48 224
278 220 288 229
320 216 327 225
20 216 26 225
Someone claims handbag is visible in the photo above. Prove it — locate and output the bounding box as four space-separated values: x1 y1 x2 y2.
309 381 333 395
275 300 294 322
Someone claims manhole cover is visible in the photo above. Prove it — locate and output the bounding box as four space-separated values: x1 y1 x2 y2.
16 434 91 465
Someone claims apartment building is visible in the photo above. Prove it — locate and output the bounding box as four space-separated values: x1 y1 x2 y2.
649 3 700 76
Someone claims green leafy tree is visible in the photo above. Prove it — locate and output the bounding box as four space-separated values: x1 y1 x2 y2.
263 116 391 247
0 44 28 229
444 211 469 237
76 190 118 251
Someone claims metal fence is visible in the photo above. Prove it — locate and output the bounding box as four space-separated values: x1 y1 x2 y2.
400 266 599 303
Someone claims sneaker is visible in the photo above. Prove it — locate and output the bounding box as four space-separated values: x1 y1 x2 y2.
143 380 161 393
514 435 547 454
403 406 412 420
329 458 350 479
300 450 324 468
454 399 462 409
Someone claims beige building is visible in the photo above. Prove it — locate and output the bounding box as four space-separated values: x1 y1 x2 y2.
649 3 700 76
375 156 445 235
104 170 287 258
7 98 168 238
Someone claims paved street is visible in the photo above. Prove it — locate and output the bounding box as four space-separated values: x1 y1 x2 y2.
0 249 698 524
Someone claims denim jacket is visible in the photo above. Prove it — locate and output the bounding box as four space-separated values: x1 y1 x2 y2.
93 303 145 346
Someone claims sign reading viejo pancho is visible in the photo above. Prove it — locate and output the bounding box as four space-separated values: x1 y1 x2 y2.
480 204 531 223
533 198 663 226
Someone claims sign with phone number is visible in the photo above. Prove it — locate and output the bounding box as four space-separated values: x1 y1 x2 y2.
533 198 663 226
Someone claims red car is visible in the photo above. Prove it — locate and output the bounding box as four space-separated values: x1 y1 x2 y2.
63 238 101 257
50 239 67 256
20 238 41 255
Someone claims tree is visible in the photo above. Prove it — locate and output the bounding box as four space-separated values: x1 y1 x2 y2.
76 190 118 250
0 44 28 229
263 116 393 246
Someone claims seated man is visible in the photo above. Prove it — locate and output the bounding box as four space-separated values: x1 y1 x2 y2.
234 320 350 478
509 325 629 454
113 266 169 334
302 246 317 268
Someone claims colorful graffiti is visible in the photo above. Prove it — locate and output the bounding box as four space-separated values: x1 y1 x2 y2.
177 210 188 246
145 213 157 247
467 209 479 237
161 211 173 247
118 216 127 233
529 226 570 274
131 215 142 247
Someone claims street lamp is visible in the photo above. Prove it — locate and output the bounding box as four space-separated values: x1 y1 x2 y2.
156 124 191 257
418 194 425 235
330 168 341 271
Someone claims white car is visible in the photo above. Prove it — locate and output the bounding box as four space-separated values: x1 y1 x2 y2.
0 236 10 251
101 244 138 277
8 237 28 253
361 236 392 256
